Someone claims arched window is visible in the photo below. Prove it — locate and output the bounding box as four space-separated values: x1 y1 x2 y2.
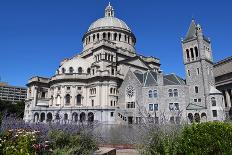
111 68 115 75
114 33 117 41
119 33 121 41
87 68 91 74
194 113 200 123
62 68 66 74
69 67 74 73
93 34 95 41
103 33 106 39
34 113 39 123
173 89 178 97
190 48 194 60
153 90 157 98
168 89 173 97
88 112 94 122
76 94 82 105
40 113 45 122
47 113 52 122
194 46 199 57
186 49 190 60
201 113 207 118
124 35 127 42
110 88 113 94
72 112 78 122
78 67 82 74
80 112 86 122
56 95 61 106
211 97 216 106
50 95 53 106
195 86 199 93
108 32 111 40
148 90 152 98
64 113 68 120
65 94 71 105
97 33 99 40
92 69 95 75
111 55 113 61
111 100 113 106
188 113 193 123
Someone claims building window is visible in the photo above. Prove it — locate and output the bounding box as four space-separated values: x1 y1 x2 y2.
111 100 113 106
187 70 190 76
67 86 70 90
169 103 179 111
127 102 135 108
62 68 66 74
148 90 152 98
170 116 175 124
194 99 197 102
153 90 157 98
111 112 114 117
69 67 74 73
65 94 71 105
87 68 91 74
149 104 153 111
212 110 217 117
195 46 199 57
57 86 61 91
197 68 200 75
111 68 115 75
154 104 158 111
173 89 178 97
195 86 199 93
76 94 81 105
78 67 82 74
168 89 173 97
78 87 81 90
198 98 201 102
92 100 94 107
211 97 216 106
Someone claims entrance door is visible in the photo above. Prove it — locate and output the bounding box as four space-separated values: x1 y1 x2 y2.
128 116 133 124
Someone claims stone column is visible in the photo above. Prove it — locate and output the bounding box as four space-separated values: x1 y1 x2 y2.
225 89 231 108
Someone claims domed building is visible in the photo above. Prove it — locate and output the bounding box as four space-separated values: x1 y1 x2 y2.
24 4 225 124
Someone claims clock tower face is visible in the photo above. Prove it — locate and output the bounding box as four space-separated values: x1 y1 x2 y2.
126 85 135 98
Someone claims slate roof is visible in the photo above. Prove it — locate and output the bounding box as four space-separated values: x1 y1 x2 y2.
163 74 186 85
133 71 185 86
133 70 158 86
184 20 197 41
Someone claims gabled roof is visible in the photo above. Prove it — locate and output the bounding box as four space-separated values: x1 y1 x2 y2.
184 20 197 41
118 56 151 69
163 74 185 85
209 86 222 95
133 70 158 86
186 103 206 110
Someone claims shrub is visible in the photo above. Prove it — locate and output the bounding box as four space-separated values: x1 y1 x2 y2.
176 122 232 155
49 130 98 155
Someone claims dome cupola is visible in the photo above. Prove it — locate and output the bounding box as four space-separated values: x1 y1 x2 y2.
82 3 136 52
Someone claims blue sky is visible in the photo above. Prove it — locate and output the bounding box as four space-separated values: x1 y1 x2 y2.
0 0 231 87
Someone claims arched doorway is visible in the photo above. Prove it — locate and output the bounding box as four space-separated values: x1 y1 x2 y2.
40 113 45 122
72 112 78 122
80 112 86 122
201 113 207 122
194 113 200 123
76 94 82 105
47 113 53 122
34 113 39 123
188 113 193 123
88 112 94 122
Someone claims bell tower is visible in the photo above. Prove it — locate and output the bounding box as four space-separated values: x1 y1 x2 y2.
182 20 215 108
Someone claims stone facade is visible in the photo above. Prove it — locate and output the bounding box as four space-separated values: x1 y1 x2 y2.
24 4 225 124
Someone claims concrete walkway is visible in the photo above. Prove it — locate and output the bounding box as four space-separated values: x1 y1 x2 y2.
116 149 139 155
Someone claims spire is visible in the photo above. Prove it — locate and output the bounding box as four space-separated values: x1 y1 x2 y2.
105 2 114 17
184 19 197 41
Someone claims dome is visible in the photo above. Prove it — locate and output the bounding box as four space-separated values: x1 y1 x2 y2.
59 56 91 74
88 17 131 31
88 3 131 32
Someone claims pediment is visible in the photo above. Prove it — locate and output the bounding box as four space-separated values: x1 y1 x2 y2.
123 57 150 69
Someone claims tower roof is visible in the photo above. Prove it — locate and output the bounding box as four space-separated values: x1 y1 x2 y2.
88 3 131 32
184 20 197 41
